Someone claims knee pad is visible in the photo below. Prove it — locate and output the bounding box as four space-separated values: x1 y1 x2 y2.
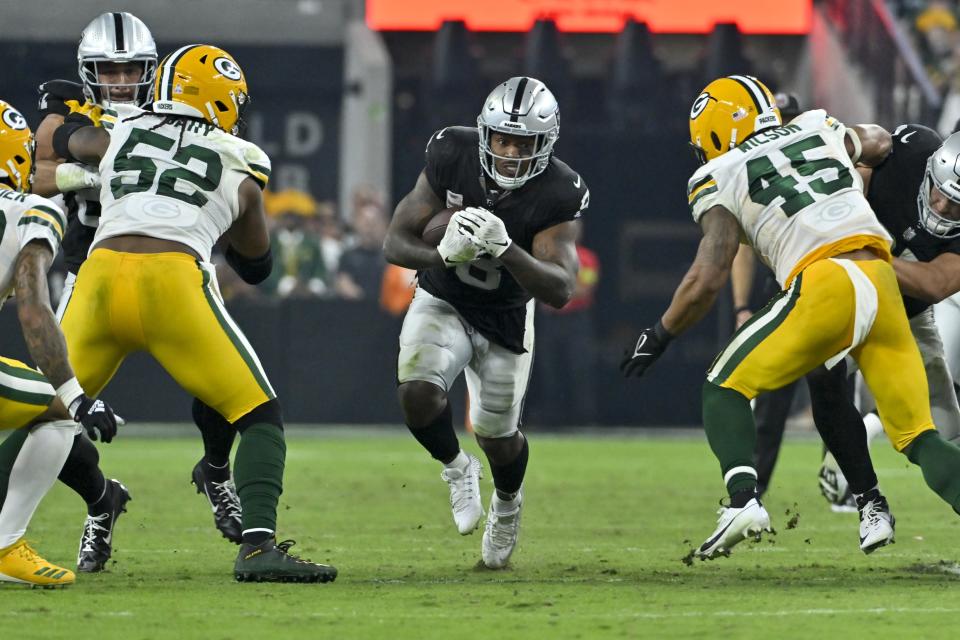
234 399 283 433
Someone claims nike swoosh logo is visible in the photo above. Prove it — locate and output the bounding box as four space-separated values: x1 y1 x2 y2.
489 240 508 246
901 131 915 144
573 175 581 188
435 128 447 139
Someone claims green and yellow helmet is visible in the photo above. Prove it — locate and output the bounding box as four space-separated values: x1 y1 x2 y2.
152 44 249 136
0 100 33 191
689 75 781 164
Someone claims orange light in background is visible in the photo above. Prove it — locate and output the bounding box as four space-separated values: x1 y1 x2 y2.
366 0 812 34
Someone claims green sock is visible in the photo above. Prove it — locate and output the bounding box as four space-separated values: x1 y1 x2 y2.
905 430 960 514
0 428 29 507
702 382 758 497
234 423 286 533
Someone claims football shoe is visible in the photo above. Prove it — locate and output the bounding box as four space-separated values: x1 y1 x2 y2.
696 497 772 559
440 453 484 535
77 479 131 572
481 491 523 569
856 490 895 554
234 538 337 583
0 539 75 588
191 459 243 544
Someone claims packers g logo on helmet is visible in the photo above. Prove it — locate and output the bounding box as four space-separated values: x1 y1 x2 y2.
689 75 781 164
0 100 34 192
152 44 249 136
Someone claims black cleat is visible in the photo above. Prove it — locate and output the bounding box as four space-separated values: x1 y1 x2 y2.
191 459 242 544
234 538 337 583
77 479 131 573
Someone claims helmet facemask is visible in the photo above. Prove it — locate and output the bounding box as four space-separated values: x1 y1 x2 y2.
918 158 960 238
80 58 157 108
478 121 557 190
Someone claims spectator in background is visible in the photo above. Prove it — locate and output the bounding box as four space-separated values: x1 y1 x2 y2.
529 226 600 425
311 200 345 287
263 189 330 298
336 202 389 301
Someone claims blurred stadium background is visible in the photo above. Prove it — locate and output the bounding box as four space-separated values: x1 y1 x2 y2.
0 0 952 428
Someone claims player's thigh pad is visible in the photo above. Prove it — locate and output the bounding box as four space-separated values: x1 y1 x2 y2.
398 288 474 391
853 260 934 451
909 308 960 442
139 256 275 423
709 260 861 399
0 356 55 429
933 291 960 384
464 300 535 438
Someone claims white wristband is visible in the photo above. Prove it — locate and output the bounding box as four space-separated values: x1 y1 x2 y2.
56 377 84 416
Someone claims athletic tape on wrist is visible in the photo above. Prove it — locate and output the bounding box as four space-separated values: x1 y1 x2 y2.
55 377 84 416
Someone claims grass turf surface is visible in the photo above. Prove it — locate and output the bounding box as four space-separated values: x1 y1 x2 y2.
4 428 960 639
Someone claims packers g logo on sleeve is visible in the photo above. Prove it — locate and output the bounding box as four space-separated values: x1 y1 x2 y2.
214 57 242 81
1 106 27 130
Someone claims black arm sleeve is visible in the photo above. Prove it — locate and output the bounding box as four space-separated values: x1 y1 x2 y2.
225 245 273 285
51 120 92 163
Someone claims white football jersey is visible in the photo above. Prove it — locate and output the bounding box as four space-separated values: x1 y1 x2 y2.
687 109 891 285
94 105 271 261
0 188 66 309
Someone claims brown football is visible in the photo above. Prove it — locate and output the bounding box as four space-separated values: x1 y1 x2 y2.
421 208 459 247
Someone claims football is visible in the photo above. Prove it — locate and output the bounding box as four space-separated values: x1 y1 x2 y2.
421 208 459 247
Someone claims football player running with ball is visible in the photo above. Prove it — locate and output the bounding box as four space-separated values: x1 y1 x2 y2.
0 100 118 587
51 45 335 583
384 77 589 568
621 75 960 559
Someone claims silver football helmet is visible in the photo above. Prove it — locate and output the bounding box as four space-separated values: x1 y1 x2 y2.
477 77 559 190
77 12 157 107
919 132 960 238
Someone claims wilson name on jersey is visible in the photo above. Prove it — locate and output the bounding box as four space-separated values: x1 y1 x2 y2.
94 105 271 261
688 109 891 286
0 189 67 308
419 126 589 353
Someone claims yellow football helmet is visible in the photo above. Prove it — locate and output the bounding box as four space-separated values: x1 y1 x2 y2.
0 100 33 191
152 44 249 136
689 75 781 164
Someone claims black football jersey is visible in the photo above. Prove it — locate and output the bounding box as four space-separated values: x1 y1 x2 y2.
38 81 102 274
418 126 589 353
865 124 959 317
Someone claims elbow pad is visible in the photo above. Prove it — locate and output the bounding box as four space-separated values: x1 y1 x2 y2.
225 245 273 284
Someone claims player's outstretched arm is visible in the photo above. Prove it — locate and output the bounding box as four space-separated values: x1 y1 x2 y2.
846 124 892 167
14 241 75 389
383 170 446 269
661 205 742 336
731 243 755 329
893 252 960 303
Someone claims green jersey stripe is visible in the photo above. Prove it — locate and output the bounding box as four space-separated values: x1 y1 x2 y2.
689 185 718 210
31 204 67 229
197 264 275 399
0 359 48 383
18 216 63 240
708 272 803 385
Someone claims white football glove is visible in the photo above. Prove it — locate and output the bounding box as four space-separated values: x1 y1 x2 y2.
457 206 512 257
55 162 101 193
437 215 483 265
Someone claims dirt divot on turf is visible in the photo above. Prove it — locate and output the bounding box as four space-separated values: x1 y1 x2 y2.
903 561 960 578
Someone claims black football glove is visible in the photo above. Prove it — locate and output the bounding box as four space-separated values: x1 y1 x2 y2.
38 80 86 118
71 395 119 443
620 320 674 378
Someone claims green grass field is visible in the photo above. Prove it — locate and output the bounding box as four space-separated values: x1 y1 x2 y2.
3 427 960 639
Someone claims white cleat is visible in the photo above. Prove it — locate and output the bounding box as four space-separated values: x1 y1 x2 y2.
482 491 522 569
440 453 484 535
696 497 772 559
856 491 895 554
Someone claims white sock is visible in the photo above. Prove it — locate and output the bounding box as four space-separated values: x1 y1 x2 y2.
0 420 77 549
443 450 469 471
863 412 884 444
